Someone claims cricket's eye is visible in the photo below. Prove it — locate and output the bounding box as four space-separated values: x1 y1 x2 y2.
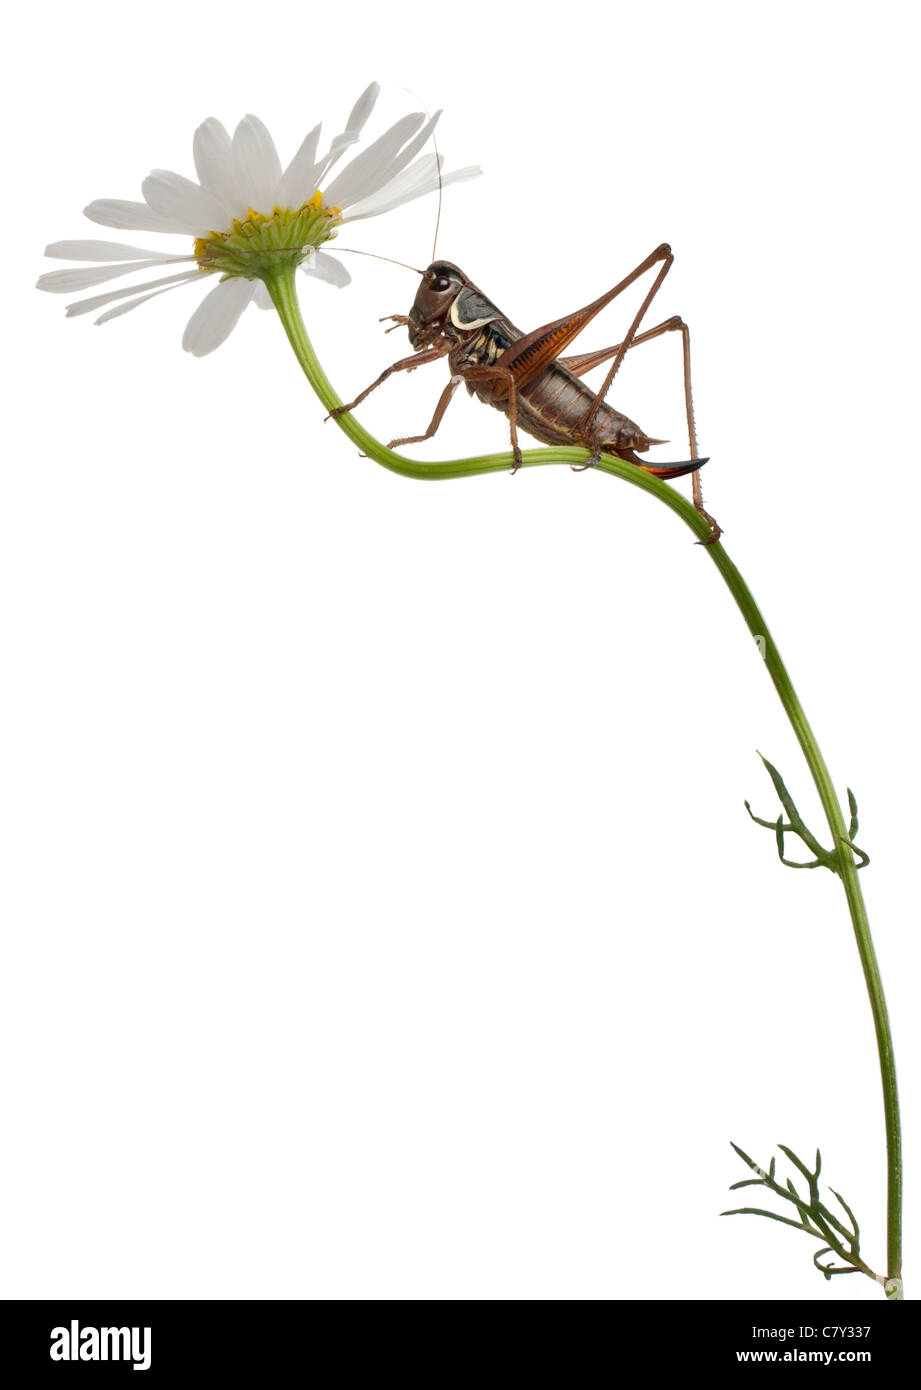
431 275 451 292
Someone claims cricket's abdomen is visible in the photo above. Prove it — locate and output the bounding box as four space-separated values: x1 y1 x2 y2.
464 348 655 457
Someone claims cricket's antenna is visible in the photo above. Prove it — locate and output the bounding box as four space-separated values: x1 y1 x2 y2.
399 86 442 268
334 247 423 275
431 124 443 265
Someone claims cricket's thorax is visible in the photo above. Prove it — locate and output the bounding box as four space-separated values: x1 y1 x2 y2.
457 322 511 370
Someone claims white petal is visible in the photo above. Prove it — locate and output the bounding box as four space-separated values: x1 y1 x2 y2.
314 82 380 183
83 198 189 234
95 282 199 325
64 270 203 317
351 151 444 209
182 276 255 355
342 162 481 223
342 111 442 207
37 258 194 293
301 250 351 288
232 115 283 213
44 239 181 262
345 83 380 136
383 110 441 173
253 281 275 309
324 113 425 210
142 170 231 235
310 132 361 190
273 123 321 209
193 118 239 216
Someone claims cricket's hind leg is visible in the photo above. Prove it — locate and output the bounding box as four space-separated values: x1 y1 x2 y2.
563 310 721 543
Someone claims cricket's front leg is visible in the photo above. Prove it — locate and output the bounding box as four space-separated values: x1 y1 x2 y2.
326 344 450 422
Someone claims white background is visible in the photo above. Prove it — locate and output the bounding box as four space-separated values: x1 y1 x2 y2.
3 0 918 1301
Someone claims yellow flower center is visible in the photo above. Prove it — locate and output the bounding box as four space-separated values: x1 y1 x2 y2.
193 191 343 280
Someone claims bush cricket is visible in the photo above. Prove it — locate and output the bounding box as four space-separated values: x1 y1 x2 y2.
330 242 721 543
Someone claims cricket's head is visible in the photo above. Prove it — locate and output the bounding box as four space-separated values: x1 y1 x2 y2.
408 262 501 349
408 262 467 347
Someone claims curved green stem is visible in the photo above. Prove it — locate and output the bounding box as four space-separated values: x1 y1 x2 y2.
265 266 902 1296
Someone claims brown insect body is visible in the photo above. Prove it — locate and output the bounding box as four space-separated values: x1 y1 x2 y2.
408 261 662 466
330 243 720 536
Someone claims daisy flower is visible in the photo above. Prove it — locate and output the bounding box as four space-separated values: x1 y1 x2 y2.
36 84 479 356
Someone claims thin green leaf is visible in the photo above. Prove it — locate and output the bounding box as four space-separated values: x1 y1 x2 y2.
847 788 859 839
722 1206 819 1232
729 1142 761 1174
830 1188 860 1244
778 1144 814 1182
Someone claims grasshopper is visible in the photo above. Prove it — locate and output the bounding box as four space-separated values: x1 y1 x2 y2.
330 243 720 542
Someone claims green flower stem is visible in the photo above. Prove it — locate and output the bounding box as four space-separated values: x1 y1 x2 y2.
265 265 902 1297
